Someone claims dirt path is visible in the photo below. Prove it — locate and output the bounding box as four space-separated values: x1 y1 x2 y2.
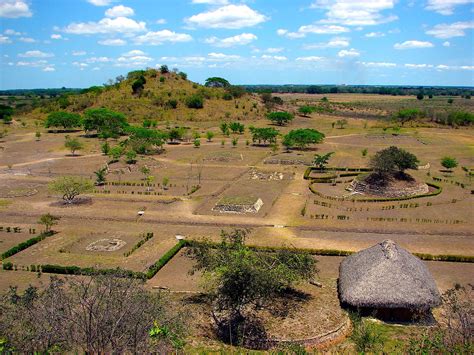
0 153 103 169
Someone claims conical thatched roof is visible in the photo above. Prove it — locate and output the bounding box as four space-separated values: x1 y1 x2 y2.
339 240 441 310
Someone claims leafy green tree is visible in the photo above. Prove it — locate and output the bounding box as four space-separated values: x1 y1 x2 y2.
282 134 295 152
38 213 60 233
132 75 146 95
220 122 230 136
266 111 294 126
298 106 314 117
205 77 230 88
94 166 108 186
64 136 83 156
441 156 458 171
45 111 82 131
283 129 325 150
82 108 128 138
370 146 419 177
101 140 110 155
417 92 424 100
160 65 169 74
168 127 186 142
126 127 166 154
186 229 317 348
108 146 124 162
313 152 334 170
225 85 246 98
178 71 187 80
193 138 201 148
249 127 279 145
229 122 244 134
186 95 204 109
396 108 424 125
49 176 94 204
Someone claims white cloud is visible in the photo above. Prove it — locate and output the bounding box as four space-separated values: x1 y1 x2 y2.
134 30 192 45
72 50 87 56
43 66 55 72
16 60 48 67
265 47 284 53
86 56 111 63
116 55 152 67
205 33 257 47
0 35 12 44
276 29 288 36
87 0 114 6
303 36 349 49
425 21 474 39
191 0 229 4
310 0 397 26
51 34 62 39
63 17 146 35
404 63 434 69
443 41 451 47
296 56 324 62
0 0 32 18
338 48 360 57
365 31 385 38
185 5 267 29
394 40 434 49
18 50 54 58
19 37 35 43
122 49 146 57
5 29 21 36
156 18 167 24
105 5 134 18
261 55 287 61
98 38 126 46
207 52 241 61
299 24 350 35
425 0 473 15
359 61 396 68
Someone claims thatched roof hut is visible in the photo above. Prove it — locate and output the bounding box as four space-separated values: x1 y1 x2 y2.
338 240 441 319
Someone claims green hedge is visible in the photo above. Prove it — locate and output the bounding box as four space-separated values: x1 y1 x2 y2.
40 264 147 279
0 231 53 260
146 240 187 279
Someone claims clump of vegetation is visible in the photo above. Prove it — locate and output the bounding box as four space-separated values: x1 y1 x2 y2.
186 229 317 349
38 213 60 233
249 127 279 146
350 313 386 353
441 156 458 171
313 152 334 170
186 95 204 109
267 111 294 126
0 273 186 353
396 108 424 125
48 176 94 204
83 108 128 138
282 128 325 151
369 146 418 180
45 111 82 131
64 135 83 156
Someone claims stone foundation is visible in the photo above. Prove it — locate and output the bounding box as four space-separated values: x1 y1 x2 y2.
213 198 264 214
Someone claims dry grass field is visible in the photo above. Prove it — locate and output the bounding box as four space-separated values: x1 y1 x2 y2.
0 92 473 352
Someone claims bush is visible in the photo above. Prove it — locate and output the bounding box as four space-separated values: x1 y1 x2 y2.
186 95 204 109
266 111 294 126
1 233 51 260
146 240 186 279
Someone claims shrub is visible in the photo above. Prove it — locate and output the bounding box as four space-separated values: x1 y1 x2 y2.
266 111 294 126
186 95 204 109
146 240 186 279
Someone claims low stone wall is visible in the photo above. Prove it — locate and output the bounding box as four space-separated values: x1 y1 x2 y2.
213 198 264 214
349 180 429 198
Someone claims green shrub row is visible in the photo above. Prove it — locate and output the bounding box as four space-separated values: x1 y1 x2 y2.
124 232 154 257
146 240 187 279
0 232 53 260
40 264 147 279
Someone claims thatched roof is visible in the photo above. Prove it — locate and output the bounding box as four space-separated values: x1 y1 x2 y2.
339 240 441 310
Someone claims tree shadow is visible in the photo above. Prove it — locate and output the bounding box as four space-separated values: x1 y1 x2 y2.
266 288 313 318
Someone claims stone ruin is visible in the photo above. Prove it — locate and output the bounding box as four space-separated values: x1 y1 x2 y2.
248 169 284 181
213 196 264 214
347 179 429 198
86 238 127 252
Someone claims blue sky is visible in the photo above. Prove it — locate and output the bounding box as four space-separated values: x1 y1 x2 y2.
0 0 473 89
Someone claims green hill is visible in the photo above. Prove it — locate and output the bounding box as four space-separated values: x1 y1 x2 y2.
32 69 264 124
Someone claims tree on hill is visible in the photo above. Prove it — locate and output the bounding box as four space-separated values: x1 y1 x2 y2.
45 111 82 131
160 65 169 74
205 77 230 88
82 108 128 138
225 85 246 98
131 75 146 95
64 135 83 156
249 127 279 145
396 109 424 126
266 111 294 126
49 176 93 204
441 156 458 171
283 129 325 150
186 229 317 348
370 146 419 178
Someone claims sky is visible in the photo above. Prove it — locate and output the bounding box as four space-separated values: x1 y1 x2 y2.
0 0 473 89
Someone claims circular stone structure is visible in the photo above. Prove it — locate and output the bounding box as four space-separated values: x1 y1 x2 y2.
348 176 429 198
86 238 126 252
